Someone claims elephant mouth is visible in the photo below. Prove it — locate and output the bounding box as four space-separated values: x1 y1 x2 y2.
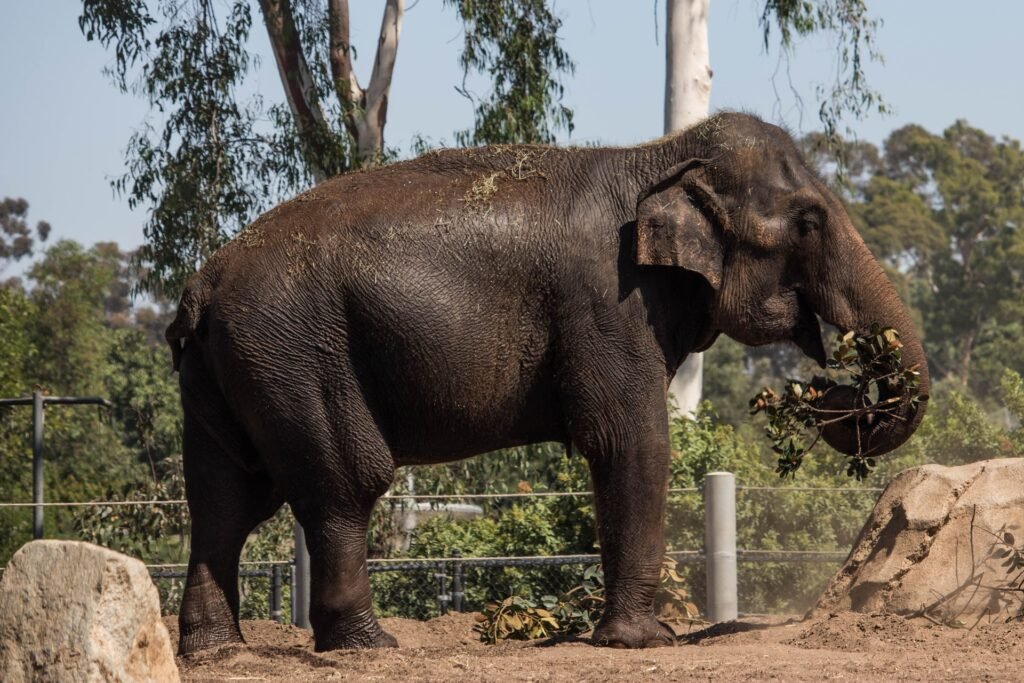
791 293 827 368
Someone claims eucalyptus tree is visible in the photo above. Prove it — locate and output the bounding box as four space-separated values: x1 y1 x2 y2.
0 197 50 278
853 122 1024 396
79 0 574 295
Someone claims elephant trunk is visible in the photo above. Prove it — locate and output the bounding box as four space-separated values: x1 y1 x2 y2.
815 241 931 457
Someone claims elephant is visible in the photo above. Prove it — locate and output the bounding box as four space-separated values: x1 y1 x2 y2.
165 112 929 654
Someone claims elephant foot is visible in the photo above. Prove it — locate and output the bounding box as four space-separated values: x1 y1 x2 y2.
591 615 675 649
178 622 244 656
314 621 399 651
178 584 245 655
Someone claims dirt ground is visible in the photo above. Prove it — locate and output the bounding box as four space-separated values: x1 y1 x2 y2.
165 611 1023 682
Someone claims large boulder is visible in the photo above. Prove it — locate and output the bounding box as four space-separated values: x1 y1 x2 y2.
814 458 1024 624
0 540 179 683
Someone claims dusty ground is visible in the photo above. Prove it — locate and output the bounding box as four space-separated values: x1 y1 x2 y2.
166 611 1023 682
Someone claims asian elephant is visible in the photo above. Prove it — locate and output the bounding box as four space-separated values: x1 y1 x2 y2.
166 112 929 653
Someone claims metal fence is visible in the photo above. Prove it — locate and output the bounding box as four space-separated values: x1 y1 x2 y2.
137 544 858 625
0 475 882 623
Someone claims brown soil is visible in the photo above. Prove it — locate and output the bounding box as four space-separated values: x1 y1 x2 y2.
165 611 1024 682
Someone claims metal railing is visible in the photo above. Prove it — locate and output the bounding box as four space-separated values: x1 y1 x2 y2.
0 447 882 623
0 391 111 538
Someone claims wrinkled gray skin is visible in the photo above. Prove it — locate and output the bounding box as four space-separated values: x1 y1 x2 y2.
167 113 929 654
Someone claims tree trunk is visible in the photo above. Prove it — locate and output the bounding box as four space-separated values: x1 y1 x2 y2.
664 0 713 131
259 0 331 183
328 0 404 167
665 0 712 417
262 0 404 180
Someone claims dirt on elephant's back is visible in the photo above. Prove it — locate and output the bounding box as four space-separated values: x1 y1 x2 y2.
166 612 1024 682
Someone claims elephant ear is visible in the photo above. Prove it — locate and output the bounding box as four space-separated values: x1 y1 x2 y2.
635 160 727 290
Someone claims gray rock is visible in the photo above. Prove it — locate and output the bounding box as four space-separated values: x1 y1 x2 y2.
814 458 1024 625
0 540 179 683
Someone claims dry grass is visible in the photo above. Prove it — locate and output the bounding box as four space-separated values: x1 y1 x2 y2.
235 225 265 249
462 171 503 212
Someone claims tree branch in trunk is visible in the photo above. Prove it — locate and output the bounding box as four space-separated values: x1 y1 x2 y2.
327 0 363 142
258 0 330 182
328 0 403 166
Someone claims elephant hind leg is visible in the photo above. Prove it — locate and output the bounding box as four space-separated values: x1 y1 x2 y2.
293 498 398 651
177 367 283 654
278 399 398 651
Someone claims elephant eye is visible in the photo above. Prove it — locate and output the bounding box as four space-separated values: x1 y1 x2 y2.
795 207 824 236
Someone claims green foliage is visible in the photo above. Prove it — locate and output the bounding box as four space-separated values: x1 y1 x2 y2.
759 0 887 166
372 495 589 619
999 370 1024 455
80 0 326 295
0 238 181 567
444 0 574 146
750 326 922 480
238 507 295 620
387 443 596 558
0 285 35 395
105 329 183 474
0 287 36 561
666 404 881 613
73 457 187 560
0 197 50 277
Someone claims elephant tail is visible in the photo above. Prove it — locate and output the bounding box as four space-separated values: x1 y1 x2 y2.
165 272 213 372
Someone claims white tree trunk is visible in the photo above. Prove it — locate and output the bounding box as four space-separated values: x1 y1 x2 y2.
665 0 712 417
328 0 404 167
665 0 712 131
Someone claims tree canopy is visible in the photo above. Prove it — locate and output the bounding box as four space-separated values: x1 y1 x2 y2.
849 122 1024 395
0 197 50 279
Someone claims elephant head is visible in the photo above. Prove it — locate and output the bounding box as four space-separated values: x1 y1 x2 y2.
635 113 930 457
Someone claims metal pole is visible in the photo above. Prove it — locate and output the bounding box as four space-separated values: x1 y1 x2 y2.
436 561 450 616
294 521 311 628
289 562 297 625
270 565 283 623
704 471 737 622
32 391 44 540
451 549 464 613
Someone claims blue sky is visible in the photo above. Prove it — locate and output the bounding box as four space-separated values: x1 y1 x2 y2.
1 1 1021 267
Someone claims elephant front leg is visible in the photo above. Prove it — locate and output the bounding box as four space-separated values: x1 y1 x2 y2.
584 430 675 648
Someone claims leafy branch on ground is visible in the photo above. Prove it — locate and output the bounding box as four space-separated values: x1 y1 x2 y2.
986 524 1024 622
474 556 701 643
750 325 921 480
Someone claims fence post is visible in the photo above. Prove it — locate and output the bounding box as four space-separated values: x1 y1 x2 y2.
294 522 311 628
270 565 283 623
31 391 44 540
704 471 737 622
451 549 464 613
289 562 297 625
436 561 450 615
